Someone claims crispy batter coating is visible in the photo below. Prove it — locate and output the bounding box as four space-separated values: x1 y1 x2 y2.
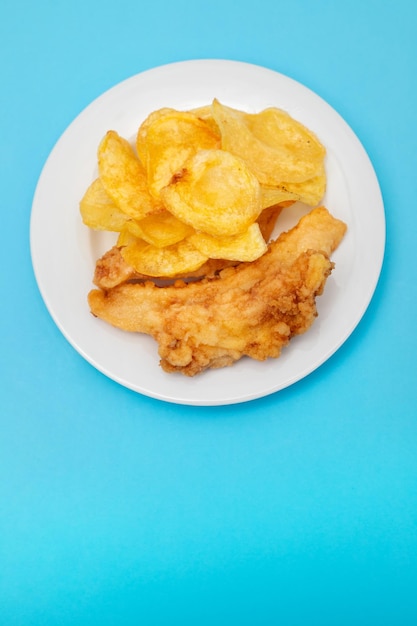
88 207 346 376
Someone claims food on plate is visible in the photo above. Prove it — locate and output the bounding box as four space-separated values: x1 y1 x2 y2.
92 204 285 289
259 166 326 209
88 207 347 376
211 99 325 184
120 210 194 248
80 99 328 278
160 148 262 237
136 108 220 198
188 222 267 262
97 130 163 219
80 99 346 377
79 178 129 232
119 237 208 278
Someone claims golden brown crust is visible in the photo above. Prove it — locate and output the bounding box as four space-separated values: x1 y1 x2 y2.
88 207 347 376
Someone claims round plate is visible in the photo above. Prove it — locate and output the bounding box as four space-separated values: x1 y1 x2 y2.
30 59 385 406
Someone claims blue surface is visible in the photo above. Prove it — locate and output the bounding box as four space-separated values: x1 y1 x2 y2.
1 1 417 624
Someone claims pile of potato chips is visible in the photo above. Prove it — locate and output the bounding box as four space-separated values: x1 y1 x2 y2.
80 99 326 278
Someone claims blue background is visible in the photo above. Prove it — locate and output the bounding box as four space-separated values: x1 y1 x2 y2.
1 1 417 624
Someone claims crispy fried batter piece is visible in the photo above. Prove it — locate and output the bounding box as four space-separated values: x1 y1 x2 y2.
88 207 347 376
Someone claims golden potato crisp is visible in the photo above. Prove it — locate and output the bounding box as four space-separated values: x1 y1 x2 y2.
284 166 327 205
260 186 301 210
189 222 267 261
260 166 326 209
136 109 221 198
98 130 162 219
161 149 261 237
135 107 178 164
125 210 194 248
121 238 208 278
188 105 220 135
81 100 329 283
212 99 325 184
79 178 128 231
116 227 139 248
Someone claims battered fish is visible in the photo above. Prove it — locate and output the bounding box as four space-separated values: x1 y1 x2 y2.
88 207 347 376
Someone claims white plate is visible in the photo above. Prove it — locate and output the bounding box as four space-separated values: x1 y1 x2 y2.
30 59 385 406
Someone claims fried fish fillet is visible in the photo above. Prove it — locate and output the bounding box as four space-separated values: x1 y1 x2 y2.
92 204 286 289
88 207 347 376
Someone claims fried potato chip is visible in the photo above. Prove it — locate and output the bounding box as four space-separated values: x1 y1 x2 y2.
117 227 140 248
161 149 261 237
256 204 286 241
260 186 301 210
136 109 221 198
83 101 328 286
211 99 325 185
188 105 220 135
79 178 129 231
135 108 178 164
282 167 327 205
125 210 194 248
260 166 326 209
98 130 162 219
121 238 208 278
189 222 267 261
